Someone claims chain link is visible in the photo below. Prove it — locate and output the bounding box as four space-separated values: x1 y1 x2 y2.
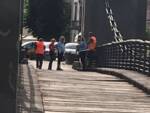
105 0 123 42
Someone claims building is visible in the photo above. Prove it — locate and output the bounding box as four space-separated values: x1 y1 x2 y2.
70 0 83 42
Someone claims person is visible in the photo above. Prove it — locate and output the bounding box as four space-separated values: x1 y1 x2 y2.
87 32 96 51
35 38 45 69
48 38 56 70
55 35 65 70
87 32 97 67
77 35 87 70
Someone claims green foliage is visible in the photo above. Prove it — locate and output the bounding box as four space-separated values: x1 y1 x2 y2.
61 2 71 42
23 0 29 26
24 0 71 41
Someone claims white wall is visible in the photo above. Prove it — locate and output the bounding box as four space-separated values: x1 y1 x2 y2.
70 0 82 42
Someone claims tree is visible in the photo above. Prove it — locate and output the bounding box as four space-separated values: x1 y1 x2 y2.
25 0 71 41
23 0 29 25
61 1 71 42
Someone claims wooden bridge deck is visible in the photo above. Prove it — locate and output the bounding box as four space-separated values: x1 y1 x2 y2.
37 69 150 113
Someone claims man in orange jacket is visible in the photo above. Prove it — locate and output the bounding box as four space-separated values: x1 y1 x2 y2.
35 38 45 69
87 32 96 51
87 32 97 67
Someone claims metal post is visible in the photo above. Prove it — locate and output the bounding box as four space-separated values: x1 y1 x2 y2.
18 0 24 64
19 0 24 46
81 0 86 37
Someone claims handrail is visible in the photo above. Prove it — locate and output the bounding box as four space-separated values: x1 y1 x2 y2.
97 39 150 75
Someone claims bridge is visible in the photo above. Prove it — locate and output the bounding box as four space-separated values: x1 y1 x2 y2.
17 14 150 113
0 0 150 113
17 61 150 113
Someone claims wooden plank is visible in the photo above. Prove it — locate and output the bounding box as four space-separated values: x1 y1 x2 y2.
36 69 150 113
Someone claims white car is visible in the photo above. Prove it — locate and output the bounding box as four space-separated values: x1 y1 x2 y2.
21 41 36 59
21 41 57 60
64 43 79 64
44 42 58 60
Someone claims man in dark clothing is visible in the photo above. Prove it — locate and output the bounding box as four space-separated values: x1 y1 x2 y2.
77 35 87 70
48 38 56 70
56 36 65 70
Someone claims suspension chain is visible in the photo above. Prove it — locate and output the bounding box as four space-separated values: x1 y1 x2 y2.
105 0 123 42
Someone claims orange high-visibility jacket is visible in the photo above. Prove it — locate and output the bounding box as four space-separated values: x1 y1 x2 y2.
88 36 96 50
35 41 45 54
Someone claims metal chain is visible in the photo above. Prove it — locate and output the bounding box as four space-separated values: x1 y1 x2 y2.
104 0 137 57
105 0 123 42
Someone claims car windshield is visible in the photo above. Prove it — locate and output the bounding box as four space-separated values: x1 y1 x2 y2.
22 42 35 49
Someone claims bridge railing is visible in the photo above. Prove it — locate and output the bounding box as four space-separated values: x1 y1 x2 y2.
97 39 150 75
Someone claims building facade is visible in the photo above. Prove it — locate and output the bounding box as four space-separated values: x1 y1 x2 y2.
70 0 83 42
